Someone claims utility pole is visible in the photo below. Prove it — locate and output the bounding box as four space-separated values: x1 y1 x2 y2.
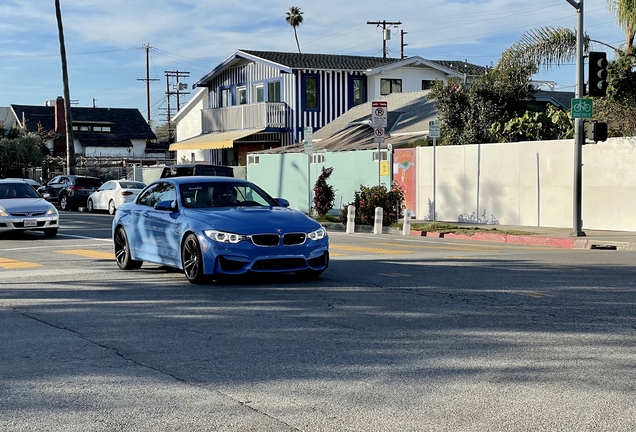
137 44 159 124
564 0 586 237
401 30 408 59
367 20 402 58
163 71 190 142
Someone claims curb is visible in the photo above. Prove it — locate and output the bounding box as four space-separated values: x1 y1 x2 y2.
320 223 635 250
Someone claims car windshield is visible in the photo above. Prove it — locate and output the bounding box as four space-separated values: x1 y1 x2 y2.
0 183 41 199
181 182 278 208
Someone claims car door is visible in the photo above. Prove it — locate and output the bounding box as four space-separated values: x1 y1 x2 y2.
43 176 65 200
93 181 112 210
133 182 179 266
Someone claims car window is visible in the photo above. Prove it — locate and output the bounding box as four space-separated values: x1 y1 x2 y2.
137 182 176 207
119 181 146 189
75 178 102 187
98 182 112 192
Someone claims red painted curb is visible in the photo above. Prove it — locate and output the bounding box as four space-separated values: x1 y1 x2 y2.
411 230 577 249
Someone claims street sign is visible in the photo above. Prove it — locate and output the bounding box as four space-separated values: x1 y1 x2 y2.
429 120 440 138
303 126 313 155
374 127 385 143
372 101 388 128
571 98 593 119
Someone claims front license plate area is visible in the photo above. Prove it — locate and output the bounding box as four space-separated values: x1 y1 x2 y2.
24 219 37 227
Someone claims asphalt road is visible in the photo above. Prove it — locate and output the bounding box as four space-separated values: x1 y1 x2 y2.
1 211 636 431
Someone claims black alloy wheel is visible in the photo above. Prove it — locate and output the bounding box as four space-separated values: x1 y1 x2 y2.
182 234 206 284
114 227 143 270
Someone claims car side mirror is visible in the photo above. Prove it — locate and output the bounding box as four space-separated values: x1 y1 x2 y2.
276 198 290 207
154 200 177 211
41 192 50 199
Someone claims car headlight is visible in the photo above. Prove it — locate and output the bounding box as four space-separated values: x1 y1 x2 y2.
308 227 327 241
0 206 7 217
204 229 247 244
47 206 58 216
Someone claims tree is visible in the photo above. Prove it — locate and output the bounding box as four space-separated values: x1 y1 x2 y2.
490 104 574 142
428 54 537 145
286 6 304 54
0 133 47 175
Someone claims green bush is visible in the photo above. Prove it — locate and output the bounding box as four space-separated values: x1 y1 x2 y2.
339 183 405 226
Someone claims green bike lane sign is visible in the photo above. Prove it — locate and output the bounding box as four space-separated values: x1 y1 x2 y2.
571 98 593 119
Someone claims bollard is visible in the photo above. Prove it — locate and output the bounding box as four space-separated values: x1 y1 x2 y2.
373 207 383 235
346 205 356 234
402 208 411 236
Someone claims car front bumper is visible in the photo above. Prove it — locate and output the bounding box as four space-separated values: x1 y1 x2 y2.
0 216 59 233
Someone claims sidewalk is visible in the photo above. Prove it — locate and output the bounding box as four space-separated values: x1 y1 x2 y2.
322 221 636 250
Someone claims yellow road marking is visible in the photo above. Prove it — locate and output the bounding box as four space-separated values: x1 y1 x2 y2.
445 256 472 260
0 257 43 269
330 245 413 255
379 273 411 278
56 249 114 259
510 291 554 299
373 242 502 252
330 252 347 257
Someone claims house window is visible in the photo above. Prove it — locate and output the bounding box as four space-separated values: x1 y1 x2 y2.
353 78 365 106
220 88 232 107
254 84 264 103
248 155 260 165
422 80 441 90
79 125 89 132
305 76 318 109
237 87 247 105
72 126 79 131
92 126 112 132
380 78 402 95
268 81 281 102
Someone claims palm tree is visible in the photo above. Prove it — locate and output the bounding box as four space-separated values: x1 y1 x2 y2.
286 6 304 54
505 0 633 69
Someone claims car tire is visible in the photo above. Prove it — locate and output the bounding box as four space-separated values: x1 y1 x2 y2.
182 233 206 284
108 200 116 215
87 199 94 213
114 227 143 270
59 194 70 211
296 269 325 280
43 228 58 238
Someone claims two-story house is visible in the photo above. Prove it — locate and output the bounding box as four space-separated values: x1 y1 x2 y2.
5 97 158 160
171 50 485 165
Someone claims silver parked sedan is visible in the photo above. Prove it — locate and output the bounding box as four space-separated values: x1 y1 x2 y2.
0 179 60 237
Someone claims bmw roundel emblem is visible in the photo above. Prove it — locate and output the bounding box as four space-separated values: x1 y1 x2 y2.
276 228 282 233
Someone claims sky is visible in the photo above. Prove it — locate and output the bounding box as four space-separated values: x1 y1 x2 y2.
0 0 626 128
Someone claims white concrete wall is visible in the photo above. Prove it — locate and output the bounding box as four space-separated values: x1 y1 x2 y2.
415 137 636 230
174 97 207 164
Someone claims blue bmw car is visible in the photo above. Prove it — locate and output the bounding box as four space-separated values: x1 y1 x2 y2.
112 176 329 283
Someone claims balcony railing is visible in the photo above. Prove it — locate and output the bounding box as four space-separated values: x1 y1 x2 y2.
202 102 288 133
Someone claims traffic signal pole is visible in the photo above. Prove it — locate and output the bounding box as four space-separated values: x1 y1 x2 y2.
565 0 586 236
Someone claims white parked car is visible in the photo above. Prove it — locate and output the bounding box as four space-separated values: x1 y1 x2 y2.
87 180 146 215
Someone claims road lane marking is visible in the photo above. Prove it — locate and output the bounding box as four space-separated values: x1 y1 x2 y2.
0 257 43 269
510 290 555 298
379 273 411 278
56 249 114 259
330 245 413 255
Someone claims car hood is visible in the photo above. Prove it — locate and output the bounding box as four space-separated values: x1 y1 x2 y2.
0 198 55 213
183 206 321 234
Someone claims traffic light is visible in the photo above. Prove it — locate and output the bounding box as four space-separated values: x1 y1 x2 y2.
584 121 608 143
588 51 608 97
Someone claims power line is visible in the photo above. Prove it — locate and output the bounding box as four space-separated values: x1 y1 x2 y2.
366 21 402 58
137 44 160 124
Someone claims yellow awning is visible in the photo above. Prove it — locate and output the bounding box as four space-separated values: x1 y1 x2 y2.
169 129 264 151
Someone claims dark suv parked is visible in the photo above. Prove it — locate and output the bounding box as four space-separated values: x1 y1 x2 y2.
38 175 103 211
160 164 234 178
